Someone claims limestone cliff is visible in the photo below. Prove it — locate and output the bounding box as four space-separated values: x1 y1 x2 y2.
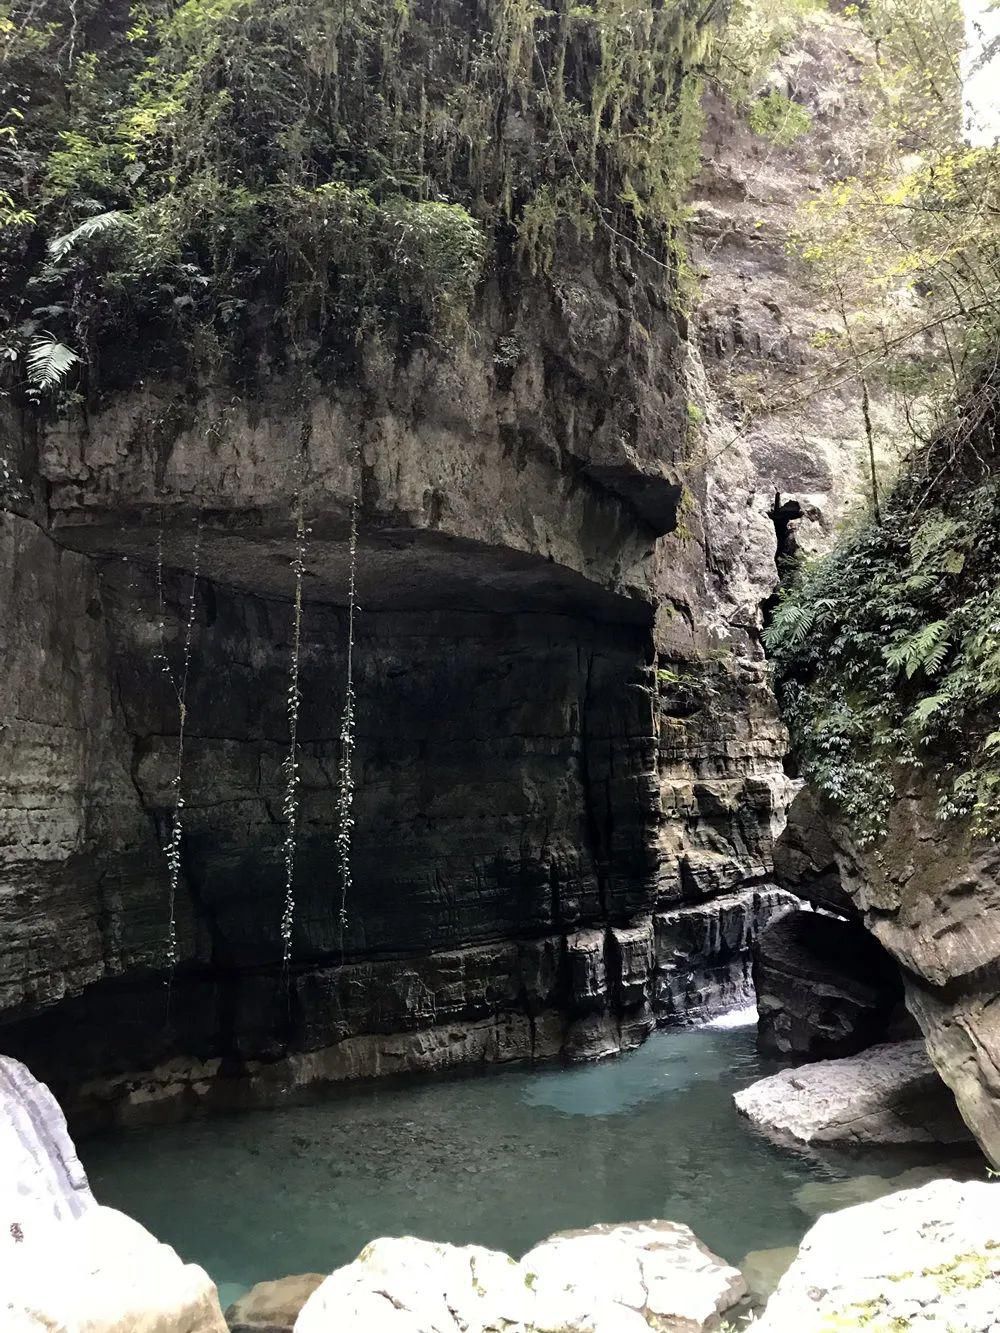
0 1 883 1123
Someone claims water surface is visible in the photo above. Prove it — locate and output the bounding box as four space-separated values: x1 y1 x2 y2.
83 1018 979 1307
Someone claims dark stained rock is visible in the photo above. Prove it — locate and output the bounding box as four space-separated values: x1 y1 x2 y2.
754 909 903 1059
771 787 856 917
655 885 798 1022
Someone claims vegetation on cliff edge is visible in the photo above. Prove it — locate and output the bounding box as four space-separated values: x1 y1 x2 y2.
0 0 721 403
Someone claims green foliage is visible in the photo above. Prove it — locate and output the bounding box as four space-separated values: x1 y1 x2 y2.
0 0 721 395
748 90 812 144
25 334 81 392
766 413 1000 843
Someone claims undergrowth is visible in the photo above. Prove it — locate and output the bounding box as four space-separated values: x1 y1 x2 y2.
0 0 721 401
765 370 1000 844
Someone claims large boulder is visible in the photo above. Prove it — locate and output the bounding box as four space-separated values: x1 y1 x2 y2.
0 1052 94 1227
1 1054 226 1333
753 909 902 1058
734 1040 973 1147
294 1238 536 1332
522 1220 748 1331
756 1179 1000 1331
294 1224 747 1332
4 1206 229 1333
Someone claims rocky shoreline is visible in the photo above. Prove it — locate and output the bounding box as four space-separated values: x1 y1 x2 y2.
4 1041 999 1333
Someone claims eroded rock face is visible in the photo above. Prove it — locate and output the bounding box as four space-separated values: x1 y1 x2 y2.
780 779 1000 1166
753 909 903 1058
756 1180 1000 1332
654 886 797 1022
734 1040 973 1148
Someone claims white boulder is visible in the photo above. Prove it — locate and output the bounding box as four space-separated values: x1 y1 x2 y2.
1 1054 226 1333
523 1220 747 1332
756 1179 1000 1332
294 1223 746 1332
294 1236 536 1332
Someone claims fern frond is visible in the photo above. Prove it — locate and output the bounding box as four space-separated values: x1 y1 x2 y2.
907 693 949 732
48 210 136 262
763 599 816 652
884 619 950 678
25 334 80 391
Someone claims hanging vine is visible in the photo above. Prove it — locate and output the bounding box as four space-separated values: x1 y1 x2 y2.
336 493 359 949
156 522 202 979
280 484 309 970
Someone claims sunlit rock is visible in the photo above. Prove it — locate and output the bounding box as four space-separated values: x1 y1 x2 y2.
1 1055 226 1333
293 1223 746 1332
756 1180 1000 1332
523 1220 747 1331
294 1237 536 1332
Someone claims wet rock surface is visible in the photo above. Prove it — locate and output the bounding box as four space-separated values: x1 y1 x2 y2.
734 1040 974 1147
226 1275 325 1333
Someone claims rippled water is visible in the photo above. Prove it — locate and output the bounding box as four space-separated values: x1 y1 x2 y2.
82 1019 979 1307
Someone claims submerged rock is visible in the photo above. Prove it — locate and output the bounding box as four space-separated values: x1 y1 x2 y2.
756 1179 1000 1331
753 909 903 1059
737 1246 797 1307
226 1274 325 1332
1 1055 226 1333
293 1223 747 1332
734 1040 973 1147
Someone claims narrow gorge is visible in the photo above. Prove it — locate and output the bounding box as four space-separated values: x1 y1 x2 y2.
1 0 999 1329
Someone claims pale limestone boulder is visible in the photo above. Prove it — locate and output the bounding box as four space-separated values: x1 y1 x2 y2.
734 1040 972 1146
1 1054 226 1333
293 1224 746 1332
523 1220 747 1332
0 1054 94 1232
756 1179 1000 1332
226 1274 325 1331
2 1204 227 1332
294 1237 536 1333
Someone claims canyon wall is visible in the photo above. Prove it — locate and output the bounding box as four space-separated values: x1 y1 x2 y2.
0 9 881 1125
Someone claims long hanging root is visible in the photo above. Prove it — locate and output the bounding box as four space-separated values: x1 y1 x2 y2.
336 494 359 955
161 523 202 998
280 491 308 975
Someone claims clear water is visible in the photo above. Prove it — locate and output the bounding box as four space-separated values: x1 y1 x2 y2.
81 1020 981 1308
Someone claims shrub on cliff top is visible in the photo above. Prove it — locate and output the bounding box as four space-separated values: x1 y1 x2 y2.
0 0 719 400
